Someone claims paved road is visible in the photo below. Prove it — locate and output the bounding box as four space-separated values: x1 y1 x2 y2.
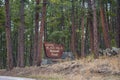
0 76 36 80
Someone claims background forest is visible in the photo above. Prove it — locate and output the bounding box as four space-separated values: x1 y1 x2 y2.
0 0 120 70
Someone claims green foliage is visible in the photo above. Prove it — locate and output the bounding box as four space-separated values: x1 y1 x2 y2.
106 11 116 17
108 0 116 6
50 0 61 4
111 39 116 47
0 5 5 67
110 31 117 47
48 31 66 44
0 0 3 6
0 6 5 27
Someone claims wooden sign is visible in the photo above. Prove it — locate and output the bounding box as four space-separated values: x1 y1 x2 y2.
44 42 64 58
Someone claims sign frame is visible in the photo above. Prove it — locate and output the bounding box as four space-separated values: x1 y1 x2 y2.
44 42 64 59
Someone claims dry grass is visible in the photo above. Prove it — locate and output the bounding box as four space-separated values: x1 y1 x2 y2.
28 73 66 80
0 54 120 80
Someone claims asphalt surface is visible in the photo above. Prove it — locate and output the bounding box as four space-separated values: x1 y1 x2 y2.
0 76 36 80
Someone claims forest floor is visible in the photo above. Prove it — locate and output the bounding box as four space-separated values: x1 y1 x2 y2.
0 54 120 80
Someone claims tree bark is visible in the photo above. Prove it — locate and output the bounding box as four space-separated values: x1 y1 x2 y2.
33 0 40 66
71 0 77 58
81 0 85 57
91 0 99 58
17 0 25 67
100 3 111 48
81 16 85 57
116 0 120 47
37 0 47 66
88 0 94 54
5 0 13 70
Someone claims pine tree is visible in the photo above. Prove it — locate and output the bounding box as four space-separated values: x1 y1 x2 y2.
17 0 25 67
91 0 99 58
5 0 13 70
33 0 40 66
37 0 47 66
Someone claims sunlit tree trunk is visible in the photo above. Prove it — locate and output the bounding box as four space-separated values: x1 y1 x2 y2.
5 0 13 70
100 3 111 48
37 0 47 66
17 0 25 67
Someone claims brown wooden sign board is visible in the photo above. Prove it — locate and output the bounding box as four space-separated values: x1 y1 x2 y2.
44 42 64 59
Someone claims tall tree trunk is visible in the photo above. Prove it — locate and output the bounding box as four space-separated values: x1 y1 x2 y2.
81 0 85 57
37 0 47 66
71 0 76 58
17 0 25 67
88 0 94 54
81 16 85 57
5 0 13 70
75 4 80 58
91 0 99 58
100 3 111 48
116 0 120 47
33 0 40 66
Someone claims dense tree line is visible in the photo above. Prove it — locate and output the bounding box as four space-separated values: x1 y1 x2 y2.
0 0 120 70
